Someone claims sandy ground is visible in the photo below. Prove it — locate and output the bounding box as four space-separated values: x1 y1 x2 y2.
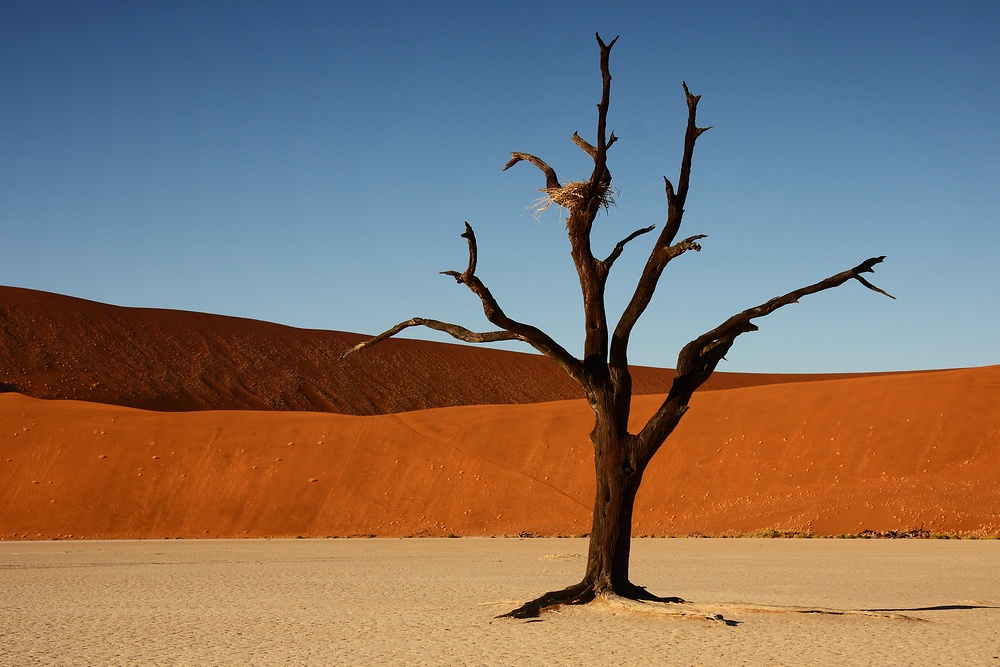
2 538 998 666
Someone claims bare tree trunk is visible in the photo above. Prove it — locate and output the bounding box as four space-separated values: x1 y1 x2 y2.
584 428 640 594
499 422 683 619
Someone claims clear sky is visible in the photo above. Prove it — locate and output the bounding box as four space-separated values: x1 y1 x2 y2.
3 1 998 373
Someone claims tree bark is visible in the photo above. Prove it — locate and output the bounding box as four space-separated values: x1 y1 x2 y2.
583 428 641 594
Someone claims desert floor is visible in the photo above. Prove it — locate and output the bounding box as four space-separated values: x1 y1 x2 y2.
2 538 998 666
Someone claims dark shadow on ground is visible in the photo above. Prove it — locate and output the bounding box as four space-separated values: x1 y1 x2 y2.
865 604 1000 612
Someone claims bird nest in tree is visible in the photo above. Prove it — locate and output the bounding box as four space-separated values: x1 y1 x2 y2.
529 180 617 220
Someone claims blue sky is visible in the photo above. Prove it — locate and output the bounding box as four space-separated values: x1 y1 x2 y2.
2 2 998 373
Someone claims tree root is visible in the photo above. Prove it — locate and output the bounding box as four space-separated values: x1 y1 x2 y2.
497 581 596 619
618 581 686 604
498 582 925 624
498 581 686 619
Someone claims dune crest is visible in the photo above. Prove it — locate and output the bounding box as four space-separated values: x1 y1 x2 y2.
0 286 886 414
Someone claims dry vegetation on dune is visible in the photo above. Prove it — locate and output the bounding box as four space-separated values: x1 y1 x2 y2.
2 365 997 540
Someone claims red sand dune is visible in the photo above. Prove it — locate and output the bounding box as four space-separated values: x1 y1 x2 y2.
0 286 879 414
2 365 998 539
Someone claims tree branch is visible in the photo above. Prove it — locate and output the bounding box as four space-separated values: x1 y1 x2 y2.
572 131 597 158
587 33 618 200
601 225 656 271
344 224 586 385
609 83 710 373
340 318 522 359
663 234 707 262
637 256 893 450
503 152 560 190
661 83 710 248
440 222 477 283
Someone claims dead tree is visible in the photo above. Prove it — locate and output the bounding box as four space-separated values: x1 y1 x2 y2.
342 34 892 618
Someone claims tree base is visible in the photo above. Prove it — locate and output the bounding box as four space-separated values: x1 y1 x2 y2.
500 589 930 625
498 580 685 619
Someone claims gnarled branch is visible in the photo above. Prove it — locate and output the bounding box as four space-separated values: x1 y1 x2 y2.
344 224 586 385
573 130 618 160
340 318 521 359
572 131 597 158
440 222 477 283
636 256 893 451
662 234 707 262
601 225 656 271
503 152 560 190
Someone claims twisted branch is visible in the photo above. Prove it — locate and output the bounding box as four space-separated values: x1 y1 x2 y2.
572 131 597 158
343 224 585 385
637 256 893 451
340 319 521 359
440 222 477 283
503 152 560 189
601 225 656 272
663 234 707 262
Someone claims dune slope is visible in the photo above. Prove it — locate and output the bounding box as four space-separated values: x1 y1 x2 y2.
1 286 880 414
2 365 997 539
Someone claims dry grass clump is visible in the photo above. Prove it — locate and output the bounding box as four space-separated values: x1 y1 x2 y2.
529 180 617 220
